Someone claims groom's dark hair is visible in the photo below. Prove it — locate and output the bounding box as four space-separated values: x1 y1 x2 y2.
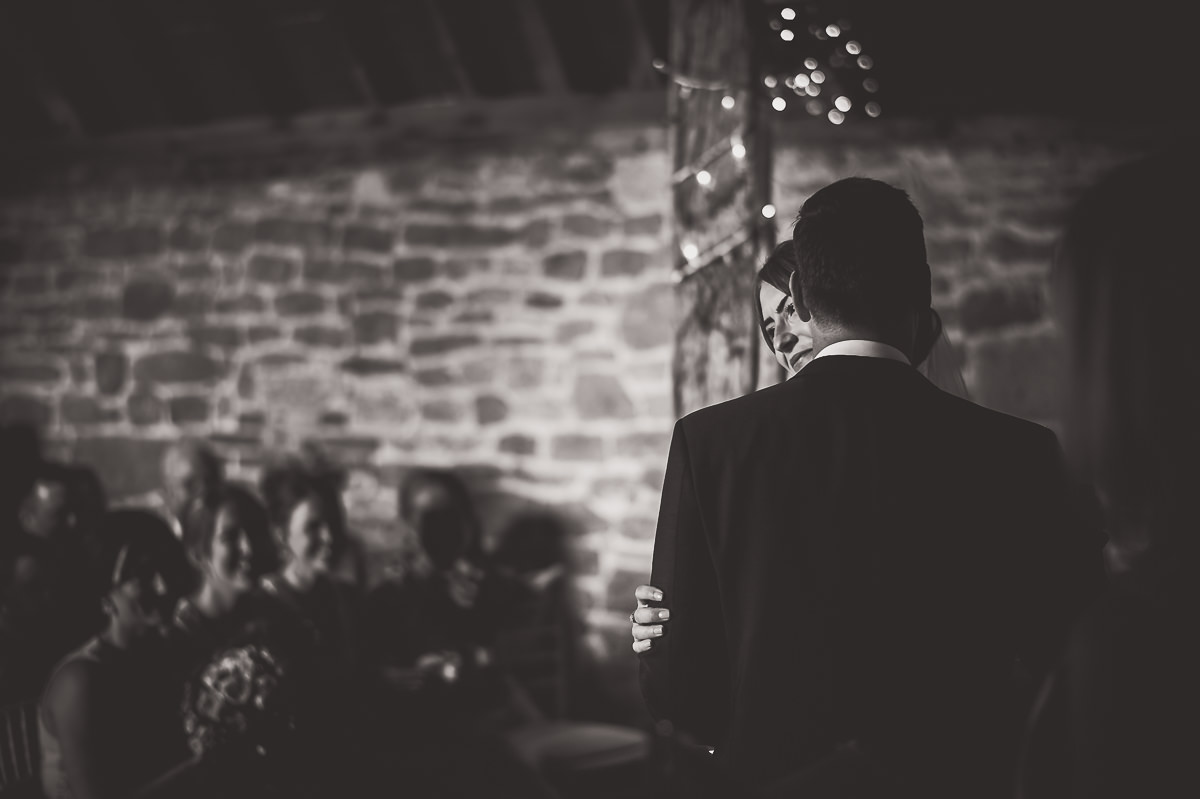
791 177 931 326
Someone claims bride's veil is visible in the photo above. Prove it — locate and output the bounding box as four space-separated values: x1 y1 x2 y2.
917 315 969 399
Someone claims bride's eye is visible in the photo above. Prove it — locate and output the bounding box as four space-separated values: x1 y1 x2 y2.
784 303 796 318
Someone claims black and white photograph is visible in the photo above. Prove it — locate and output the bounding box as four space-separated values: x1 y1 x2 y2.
1 1 1197 797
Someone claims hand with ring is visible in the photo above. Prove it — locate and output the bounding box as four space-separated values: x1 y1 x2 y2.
630 584 671 654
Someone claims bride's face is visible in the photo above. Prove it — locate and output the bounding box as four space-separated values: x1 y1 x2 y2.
758 281 814 376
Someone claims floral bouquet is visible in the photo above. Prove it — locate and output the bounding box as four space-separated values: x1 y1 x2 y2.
182 644 296 759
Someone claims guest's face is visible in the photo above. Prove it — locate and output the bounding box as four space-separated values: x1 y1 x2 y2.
19 480 71 540
109 570 177 638
286 498 333 573
207 506 262 591
163 451 205 517
758 281 814 375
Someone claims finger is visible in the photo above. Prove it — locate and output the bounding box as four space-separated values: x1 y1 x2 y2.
634 585 664 603
633 606 671 624
632 624 664 641
632 639 653 654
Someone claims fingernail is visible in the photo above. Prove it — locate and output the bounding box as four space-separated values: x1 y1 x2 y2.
658 609 670 620
652 590 663 601
652 625 663 636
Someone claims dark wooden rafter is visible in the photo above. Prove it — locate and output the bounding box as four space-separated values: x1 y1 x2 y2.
322 0 421 109
514 0 568 93
618 0 661 90
0 6 86 139
108 0 209 126
419 0 475 98
210 0 307 121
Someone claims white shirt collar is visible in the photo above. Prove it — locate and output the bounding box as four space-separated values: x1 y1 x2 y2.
812 339 911 365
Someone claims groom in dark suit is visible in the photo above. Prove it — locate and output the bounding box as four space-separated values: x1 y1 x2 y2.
638 178 1103 798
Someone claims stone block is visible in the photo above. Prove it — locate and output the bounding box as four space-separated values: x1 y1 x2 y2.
274 291 327 316
624 214 663 237
0 359 60 383
188 325 244 350
122 278 175 321
70 437 172 499
475 395 508 425
169 224 208 252
526 292 563 309
620 283 674 349
411 335 480 357
354 312 399 345
415 290 455 310
169 396 210 424
563 214 612 238
958 281 1044 334
421 400 464 422
94 352 128 395
254 217 330 249
212 223 253 252
340 357 406 376
83 226 163 259
986 229 1054 268
600 249 650 278
343 224 394 253
394 257 437 282
0 394 52 426
127 392 163 425
551 434 604 460
134 351 222 384
543 251 587 280
294 326 347 348
499 434 536 455
574 374 635 419
406 224 518 248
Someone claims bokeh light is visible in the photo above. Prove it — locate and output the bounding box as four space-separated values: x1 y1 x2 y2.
764 75 778 88
761 204 777 219
834 96 852 112
863 78 879 93
794 73 810 88
827 109 845 125
811 70 825 84
826 24 841 37
682 242 699 260
857 55 874 70
781 7 796 21
772 96 788 111
721 95 736 109
804 57 818 70
865 102 881 117
805 83 821 96
731 139 747 159
696 170 712 186
846 40 862 55
780 29 795 41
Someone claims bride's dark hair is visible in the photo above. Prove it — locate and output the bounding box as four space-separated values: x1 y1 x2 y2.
754 239 942 367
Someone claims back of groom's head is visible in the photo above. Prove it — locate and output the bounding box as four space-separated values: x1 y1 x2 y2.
792 177 930 327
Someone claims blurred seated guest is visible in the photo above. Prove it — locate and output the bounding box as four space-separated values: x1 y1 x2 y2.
173 483 281 661
154 438 223 550
369 468 536 734
38 510 194 799
1020 151 1200 798
0 422 42 558
1 463 104 705
258 445 365 589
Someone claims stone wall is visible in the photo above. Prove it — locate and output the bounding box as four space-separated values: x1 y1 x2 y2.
0 94 1183 717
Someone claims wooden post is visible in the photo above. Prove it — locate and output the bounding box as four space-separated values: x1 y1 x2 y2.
669 0 772 417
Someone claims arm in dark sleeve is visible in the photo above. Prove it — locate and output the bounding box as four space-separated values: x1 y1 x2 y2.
638 420 731 746
1013 431 1107 678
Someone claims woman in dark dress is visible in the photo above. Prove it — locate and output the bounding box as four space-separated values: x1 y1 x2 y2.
1018 151 1200 798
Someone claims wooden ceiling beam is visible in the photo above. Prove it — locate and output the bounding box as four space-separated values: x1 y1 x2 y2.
620 0 661 90
515 0 569 93
0 5 86 139
419 0 475 98
210 0 307 121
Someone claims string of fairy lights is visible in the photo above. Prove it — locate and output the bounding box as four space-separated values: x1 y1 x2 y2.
661 3 884 277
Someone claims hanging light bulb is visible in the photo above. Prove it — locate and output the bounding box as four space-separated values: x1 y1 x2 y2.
826 24 841 37
810 70 825 84
721 95 736 109
805 83 821 96
730 136 746 159
857 54 874 70
846 40 862 55
780 29 795 41
696 170 712 186
794 73 810 88
764 75 778 88
781 7 796 21
834 96 852 112
682 242 699 260
804 57 818 70
772 96 788 111
865 102 882 117
652 58 666 71
827 109 845 125
761 204 777 219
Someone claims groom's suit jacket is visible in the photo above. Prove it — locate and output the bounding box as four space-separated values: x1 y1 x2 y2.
640 354 1103 797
